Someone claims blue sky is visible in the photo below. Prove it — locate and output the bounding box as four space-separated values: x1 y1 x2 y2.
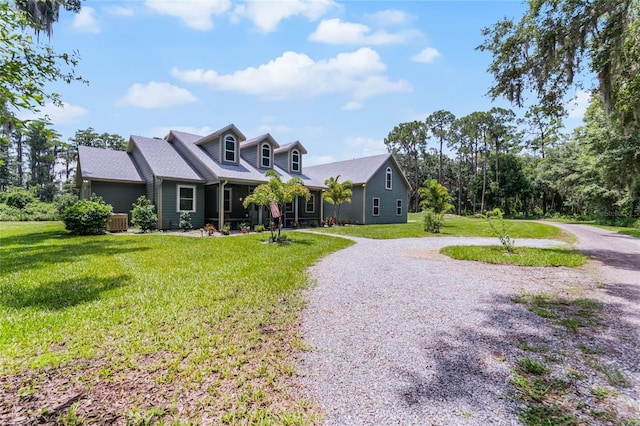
22 0 589 165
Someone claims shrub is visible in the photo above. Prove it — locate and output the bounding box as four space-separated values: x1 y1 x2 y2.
54 193 79 215
22 201 58 221
254 224 265 232
179 212 193 231
0 204 21 221
424 209 445 233
62 199 113 235
5 188 35 209
131 196 158 232
483 208 515 253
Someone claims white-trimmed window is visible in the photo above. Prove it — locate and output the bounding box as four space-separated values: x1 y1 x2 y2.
291 149 300 172
285 202 294 213
177 184 196 212
396 199 402 216
261 143 271 168
306 194 315 213
224 188 232 212
372 197 380 216
224 135 236 163
385 167 392 190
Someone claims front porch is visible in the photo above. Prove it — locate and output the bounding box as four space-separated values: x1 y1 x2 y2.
204 182 323 231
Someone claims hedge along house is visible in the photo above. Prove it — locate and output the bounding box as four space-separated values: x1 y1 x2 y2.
77 124 410 229
304 153 410 224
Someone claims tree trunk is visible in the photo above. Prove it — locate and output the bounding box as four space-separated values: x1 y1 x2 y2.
481 139 488 213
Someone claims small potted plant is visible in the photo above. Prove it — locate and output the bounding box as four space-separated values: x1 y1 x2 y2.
291 220 299 229
239 222 250 234
205 223 216 236
221 223 231 235
254 224 265 233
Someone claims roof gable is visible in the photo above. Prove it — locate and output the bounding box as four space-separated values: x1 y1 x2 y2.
241 133 280 149
195 124 246 146
304 153 411 189
274 140 307 155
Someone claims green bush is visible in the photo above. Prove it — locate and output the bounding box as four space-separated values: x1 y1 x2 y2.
62 199 113 235
131 196 158 232
22 202 59 221
179 212 193 231
423 209 445 233
5 188 35 209
54 193 79 215
0 204 21 221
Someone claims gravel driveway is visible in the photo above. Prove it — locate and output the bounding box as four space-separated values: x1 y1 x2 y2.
296 225 640 425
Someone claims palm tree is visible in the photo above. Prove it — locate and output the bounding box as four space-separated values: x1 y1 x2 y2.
323 175 353 223
243 170 310 242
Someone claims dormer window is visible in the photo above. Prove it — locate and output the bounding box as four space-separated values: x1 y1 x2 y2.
291 149 300 172
385 167 392 190
261 143 271 168
224 135 236 162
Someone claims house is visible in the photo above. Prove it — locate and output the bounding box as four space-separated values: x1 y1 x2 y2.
305 154 410 224
76 124 410 229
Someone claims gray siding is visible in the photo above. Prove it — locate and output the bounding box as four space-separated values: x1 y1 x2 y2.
241 145 258 168
364 158 408 224
322 185 365 224
274 152 289 172
90 181 146 219
201 140 220 163
160 180 205 229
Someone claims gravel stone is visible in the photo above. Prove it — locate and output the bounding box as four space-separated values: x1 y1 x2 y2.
296 228 640 425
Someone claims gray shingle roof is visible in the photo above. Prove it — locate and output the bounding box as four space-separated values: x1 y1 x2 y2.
169 130 325 188
304 153 392 185
275 141 307 155
241 133 280 149
78 145 145 183
130 135 204 182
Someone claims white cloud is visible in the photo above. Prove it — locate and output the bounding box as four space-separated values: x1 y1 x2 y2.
306 155 336 166
150 125 215 138
345 136 386 156
118 82 198 109
257 123 291 134
72 7 100 33
568 90 592 118
145 0 231 31
411 47 441 63
17 102 89 124
172 47 411 102
232 0 337 32
105 6 134 17
309 18 418 45
342 101 363 111
365 9 410 26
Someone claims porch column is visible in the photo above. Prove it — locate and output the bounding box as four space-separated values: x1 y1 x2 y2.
294 196 299 223
218 180 227 229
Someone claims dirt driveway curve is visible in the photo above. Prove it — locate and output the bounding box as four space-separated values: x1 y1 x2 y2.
296 224 640 425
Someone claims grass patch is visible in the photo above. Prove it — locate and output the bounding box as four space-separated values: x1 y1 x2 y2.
439 245 585 267
311 213 569 240
0 221 352 423
512 294 604 332
592 224 640 238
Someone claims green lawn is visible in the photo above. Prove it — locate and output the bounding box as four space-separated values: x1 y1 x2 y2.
440 245 586 267
0 222 352 424
311 213 569 241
